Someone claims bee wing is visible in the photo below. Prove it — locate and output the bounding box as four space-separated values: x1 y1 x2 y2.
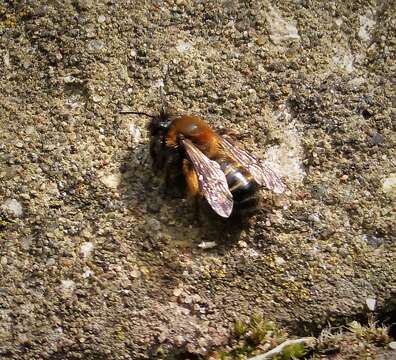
182 139 233 218
218 137 286 194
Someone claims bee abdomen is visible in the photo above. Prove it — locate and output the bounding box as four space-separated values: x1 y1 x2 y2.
216 158 259 215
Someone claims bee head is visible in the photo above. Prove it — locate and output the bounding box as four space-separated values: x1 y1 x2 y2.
148 108 173 137
120 89 175 137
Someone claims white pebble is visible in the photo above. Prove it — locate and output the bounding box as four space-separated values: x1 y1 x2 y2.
82 269 93 278
176 41 192 53
20 237 32 250
308 213 321 223
130 268 141 278
198 241 217 249
92 94 102 103
61 279 75 296
80 242 94 258
154 78 164 88
383 174 396 196
332 47 354 73
365 297 376 311
335 18 343 27
238 240 248 248
266 5 300 44
4 51 10 67
358 12 376 41
100 173 121 189
88 39 104 51
128 123 141 143
3 198 23 217
265 126 306 183
275 256 286 266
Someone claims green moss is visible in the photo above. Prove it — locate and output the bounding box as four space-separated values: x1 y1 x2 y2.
348 320 390 346
249 314 285 346
0 5 32 30
250 315 277 345
228 344 255 359
280 343 307 359
234 319 248 338
223 314 289 359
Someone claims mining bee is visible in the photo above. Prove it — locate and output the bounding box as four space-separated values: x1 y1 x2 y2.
123 108 285 218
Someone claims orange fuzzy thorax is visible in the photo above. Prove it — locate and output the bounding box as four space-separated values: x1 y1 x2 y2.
166 115 219 157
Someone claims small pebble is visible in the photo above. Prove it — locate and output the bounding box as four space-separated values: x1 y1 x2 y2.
61 279 75 295
80 242 94 258
176 41 192 53
266 5 300 44
358 12 376 41
365 297 376 311
198 241 217 249
3 198 23 217
274 256 286 266
92 94 103 103
20 237 32 250
348 77 365 88
100 173 121 189
130 268 141 278
238 240 248 248
4 51 10 67
174 335 185 346
335 18 343 26
382 174 396 195
128 123 141 143
63 75 77 83
308 213 321 223
173 287 183 297
82 269 93 278
88 39 105 51
369 132 384 145
147 218 161 232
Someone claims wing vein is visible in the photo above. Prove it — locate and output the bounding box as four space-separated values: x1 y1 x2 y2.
182 139 233 218
218 136 285 194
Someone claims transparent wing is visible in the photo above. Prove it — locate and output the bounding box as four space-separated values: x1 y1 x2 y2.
182 139 233 218
218 137 286 194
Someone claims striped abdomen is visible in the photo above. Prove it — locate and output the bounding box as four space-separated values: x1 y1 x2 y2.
215 157 259 216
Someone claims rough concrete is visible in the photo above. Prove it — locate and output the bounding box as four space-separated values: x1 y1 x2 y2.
0 1 395 359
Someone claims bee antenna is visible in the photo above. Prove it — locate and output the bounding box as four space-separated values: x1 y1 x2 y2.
159 86 168 116
119 110 156 118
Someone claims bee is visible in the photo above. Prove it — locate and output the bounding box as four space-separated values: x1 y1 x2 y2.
123 109 285 218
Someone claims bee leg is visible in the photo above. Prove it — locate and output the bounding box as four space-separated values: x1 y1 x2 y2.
161 163 175 197
217 128 247 140
217 128 239 137
149 139 161 171
161 154 183 197
182 159 201 222
193 197 202 225
183 159 199 196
